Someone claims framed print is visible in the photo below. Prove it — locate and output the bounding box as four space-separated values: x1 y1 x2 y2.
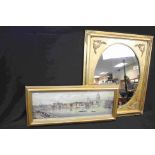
25 85 118 126
83 30 153 116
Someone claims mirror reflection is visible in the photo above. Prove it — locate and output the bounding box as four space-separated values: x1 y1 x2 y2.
94 44 140 106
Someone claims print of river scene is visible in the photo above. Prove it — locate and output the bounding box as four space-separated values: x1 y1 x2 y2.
32 91 114 119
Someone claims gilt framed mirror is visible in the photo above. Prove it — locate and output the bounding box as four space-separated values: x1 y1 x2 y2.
83 30 153 116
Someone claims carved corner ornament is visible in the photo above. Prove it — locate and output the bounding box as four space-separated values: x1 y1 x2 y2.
93 40 106 54
135 44 145 57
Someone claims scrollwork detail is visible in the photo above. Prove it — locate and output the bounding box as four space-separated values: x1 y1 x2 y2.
93 40 106 54
135 44 145 57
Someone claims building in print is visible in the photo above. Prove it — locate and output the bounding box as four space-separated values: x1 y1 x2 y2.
32 92 114 119
95 92 101 107
46 93 104 112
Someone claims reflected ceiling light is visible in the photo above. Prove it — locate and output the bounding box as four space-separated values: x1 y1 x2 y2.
100 72 108 75
102 44 135 60
114 63 128 68
94 75 100 78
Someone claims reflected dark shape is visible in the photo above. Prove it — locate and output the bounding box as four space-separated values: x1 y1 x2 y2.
94 44 140 106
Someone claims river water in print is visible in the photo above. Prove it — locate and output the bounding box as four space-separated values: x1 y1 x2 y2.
32 91 114 119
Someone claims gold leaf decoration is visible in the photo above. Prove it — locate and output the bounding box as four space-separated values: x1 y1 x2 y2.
135 44 145 57
93 40 106 54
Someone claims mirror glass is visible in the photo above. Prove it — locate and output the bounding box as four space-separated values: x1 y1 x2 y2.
94 44 140 106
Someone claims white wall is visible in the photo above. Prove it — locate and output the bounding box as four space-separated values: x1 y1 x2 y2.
113 63 139 80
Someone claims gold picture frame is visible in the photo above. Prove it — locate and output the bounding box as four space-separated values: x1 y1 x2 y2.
26 85 118 126
83 30 153 116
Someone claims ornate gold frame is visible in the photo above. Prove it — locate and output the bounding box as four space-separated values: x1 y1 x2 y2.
83 30 153 116
26 85 118 126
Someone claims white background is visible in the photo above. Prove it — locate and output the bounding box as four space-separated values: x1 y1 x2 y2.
0 130 155 155
0 0 155 155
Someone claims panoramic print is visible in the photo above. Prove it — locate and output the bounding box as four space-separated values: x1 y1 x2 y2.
32 90 114 119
